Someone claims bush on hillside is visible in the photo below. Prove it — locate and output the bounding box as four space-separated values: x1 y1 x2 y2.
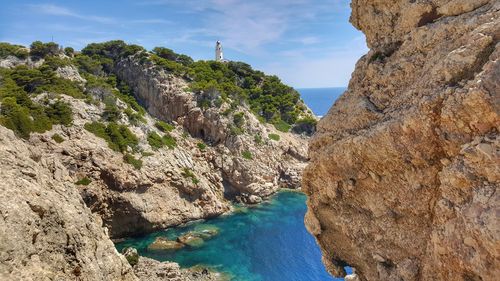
292 117 317 136
124 154 142 169
0 42 28 59
147 131 177 150
51 133 64 143
241 150 253 160
30 41 61 59
45 100 73 126
155 120 174 132
268 133 280 141
84 121 138 152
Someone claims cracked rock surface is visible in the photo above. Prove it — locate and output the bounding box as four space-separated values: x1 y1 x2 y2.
304 1 499 280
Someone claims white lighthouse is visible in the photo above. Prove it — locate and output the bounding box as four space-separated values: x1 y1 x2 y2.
215 40 224 62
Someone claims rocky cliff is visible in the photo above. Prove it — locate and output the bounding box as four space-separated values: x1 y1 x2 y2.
0 40 311 279
304 1 499 281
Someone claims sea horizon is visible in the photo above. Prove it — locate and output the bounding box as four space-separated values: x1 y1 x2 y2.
297 87 347 117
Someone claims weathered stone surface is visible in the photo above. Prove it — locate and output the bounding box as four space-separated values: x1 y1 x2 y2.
304 1 499 281
133 257 225 281
0 126 136 281
115 57 309 200
148 237 185 251
56 65 87 84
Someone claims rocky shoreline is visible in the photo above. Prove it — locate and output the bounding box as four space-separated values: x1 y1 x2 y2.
0 42 312 280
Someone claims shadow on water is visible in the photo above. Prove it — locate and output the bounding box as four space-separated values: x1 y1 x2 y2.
116 190 350 281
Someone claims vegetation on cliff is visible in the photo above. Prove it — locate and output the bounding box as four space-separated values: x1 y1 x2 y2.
0 39 314 144
77 40 315 133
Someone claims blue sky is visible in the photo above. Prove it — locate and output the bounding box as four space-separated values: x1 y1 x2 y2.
0 0 367 88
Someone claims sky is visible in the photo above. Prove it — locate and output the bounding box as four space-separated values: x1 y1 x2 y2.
0 0 367 88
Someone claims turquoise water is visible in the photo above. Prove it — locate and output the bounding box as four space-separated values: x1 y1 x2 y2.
116 191 348 281
298 87 346 117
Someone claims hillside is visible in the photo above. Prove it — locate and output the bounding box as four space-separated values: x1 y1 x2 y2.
0 40 314 280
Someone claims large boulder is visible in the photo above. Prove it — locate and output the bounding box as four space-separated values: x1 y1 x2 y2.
304 1 499 281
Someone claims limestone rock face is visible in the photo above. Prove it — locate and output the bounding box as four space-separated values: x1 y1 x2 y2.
115 58 309 199
133 257 223 281
0 127 136 281
27 94 231 238
304 1 499 281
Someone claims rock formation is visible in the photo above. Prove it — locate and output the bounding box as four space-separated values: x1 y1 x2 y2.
0 40 311 279
0 126 136 280
304 1 499 281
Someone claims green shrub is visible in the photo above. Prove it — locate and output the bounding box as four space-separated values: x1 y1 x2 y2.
141 151 154 157
36 77 85 98
64 47 74 57
181 168 199 184
233 112 245 128
45 100 73 126
43 56 72 70
84 121 138 152
197 142 206 151
147 131 176 150
30 41 61 59
114 80 145 116
268 133 280 141
254 134 263 145
122 247 139 266
84 121 108 139
292 117 317 135
75 177 91 185
74 54 105 75
124 108 145 125
150 54 187 75
152 47 193 66
241 150 253 160
10 65 53 93
229 125 244 136
51 133 64 143
162 133 177 149
155 120 174 132
124 154 142 169
0 42 28 59
103 103 121 122
147 132 164 149
273 119 291 132
106 122 138 152
0 97 34 139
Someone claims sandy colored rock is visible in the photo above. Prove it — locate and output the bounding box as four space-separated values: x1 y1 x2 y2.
0 127 136 281
148 237 185 251
304 1 499 281
177 232 205 247
133 257 225 281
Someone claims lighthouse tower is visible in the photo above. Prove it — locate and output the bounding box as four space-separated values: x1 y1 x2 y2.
215 40 224 62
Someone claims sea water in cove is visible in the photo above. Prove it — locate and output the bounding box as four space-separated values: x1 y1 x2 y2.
116 191 350 281
298 87 346 117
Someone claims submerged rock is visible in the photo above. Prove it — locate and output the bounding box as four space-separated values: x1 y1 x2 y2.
194 225 220 239
177 232 205 247
148 237 185 251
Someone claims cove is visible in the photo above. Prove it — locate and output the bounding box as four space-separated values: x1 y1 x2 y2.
116 190 348 281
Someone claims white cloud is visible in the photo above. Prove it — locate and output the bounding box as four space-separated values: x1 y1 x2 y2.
263 36 368 87
129 19 173 24
136 0 344 53
28 4 115 24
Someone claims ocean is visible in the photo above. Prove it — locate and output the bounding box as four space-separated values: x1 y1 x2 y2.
297 87 346 117
115 90 347 280
116 191 350 281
